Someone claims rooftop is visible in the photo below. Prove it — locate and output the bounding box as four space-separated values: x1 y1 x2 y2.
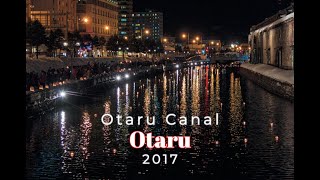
250 3 294 32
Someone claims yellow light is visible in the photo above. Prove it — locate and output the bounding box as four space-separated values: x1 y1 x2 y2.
211 41 214 45
124 36 128 40
196 37 200 41
182 34 186 38
216 43 219 46
249 47 251 50
163 38 167 42
83 18 88 23
145 30 150 34
192 40 196 43
105 26 109 30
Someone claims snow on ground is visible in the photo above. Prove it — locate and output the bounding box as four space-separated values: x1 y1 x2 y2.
241 63 294 85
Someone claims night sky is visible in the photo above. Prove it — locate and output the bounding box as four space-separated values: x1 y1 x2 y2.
133 0 293 43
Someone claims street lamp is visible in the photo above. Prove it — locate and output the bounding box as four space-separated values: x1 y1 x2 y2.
83 18 88 23
105 25 110 35
163 38 167 43
192 40 196 44
124 36 128 40
182 33 189 45
141 29 150 39
211 41 214 45
63 42 68 47
196 37 200 41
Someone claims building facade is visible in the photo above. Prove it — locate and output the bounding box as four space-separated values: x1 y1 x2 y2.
26 0 32 23
132 10 163 40
77 0 118 38
248 4 294 70
117 0 133 38
30 0 77 36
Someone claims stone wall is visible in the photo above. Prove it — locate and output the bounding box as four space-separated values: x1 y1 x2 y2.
240 67 293 101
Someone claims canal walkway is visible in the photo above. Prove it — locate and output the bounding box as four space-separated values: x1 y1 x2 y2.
240 63 294 100
241 63 293 85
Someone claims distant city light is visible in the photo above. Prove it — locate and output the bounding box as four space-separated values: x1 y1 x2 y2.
125 73 130 79
175 64 179 68
116 75 121 81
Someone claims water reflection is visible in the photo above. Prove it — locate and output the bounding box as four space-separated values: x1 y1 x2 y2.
26 65 294 179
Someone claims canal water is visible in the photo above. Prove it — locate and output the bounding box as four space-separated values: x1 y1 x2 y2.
25 65 294 179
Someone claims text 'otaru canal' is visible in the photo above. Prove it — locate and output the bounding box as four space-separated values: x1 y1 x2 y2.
101 113 220 149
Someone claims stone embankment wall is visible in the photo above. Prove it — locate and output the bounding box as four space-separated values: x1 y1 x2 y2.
240 63 293 100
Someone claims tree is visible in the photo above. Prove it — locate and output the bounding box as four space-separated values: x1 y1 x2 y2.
81 34 93 56
45 30 55 57
45 29 64 57
106 35 120 56
98 36 107 49
67 31 81 57
82 34 93 43
92 35 99 48
26 20 46 59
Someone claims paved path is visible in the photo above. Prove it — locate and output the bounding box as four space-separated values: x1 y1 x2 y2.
241 63 294 85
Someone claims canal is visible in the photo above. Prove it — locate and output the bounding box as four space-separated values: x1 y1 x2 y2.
25 65 294 179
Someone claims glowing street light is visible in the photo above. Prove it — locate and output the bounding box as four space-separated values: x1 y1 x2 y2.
192 40 196 43
182 33 189 44
60 91 66 97
163 38 167 43
216 42 220 46
125 73 130 79
196 37 200 41
105 26 109 30
124 36 128 40
63 42 68 47
83 18 88 23
116 75 121 81
145 30 150 34
211 41 214 45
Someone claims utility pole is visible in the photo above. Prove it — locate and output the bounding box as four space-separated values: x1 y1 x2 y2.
66 12 68 40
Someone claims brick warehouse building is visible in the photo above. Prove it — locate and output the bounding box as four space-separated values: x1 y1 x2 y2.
248 3 294 70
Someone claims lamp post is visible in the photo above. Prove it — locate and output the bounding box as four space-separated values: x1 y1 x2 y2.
182 33 189 45
105 25 110 36
141 29 150 39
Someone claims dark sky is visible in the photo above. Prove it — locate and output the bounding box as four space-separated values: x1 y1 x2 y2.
133 0 292 43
